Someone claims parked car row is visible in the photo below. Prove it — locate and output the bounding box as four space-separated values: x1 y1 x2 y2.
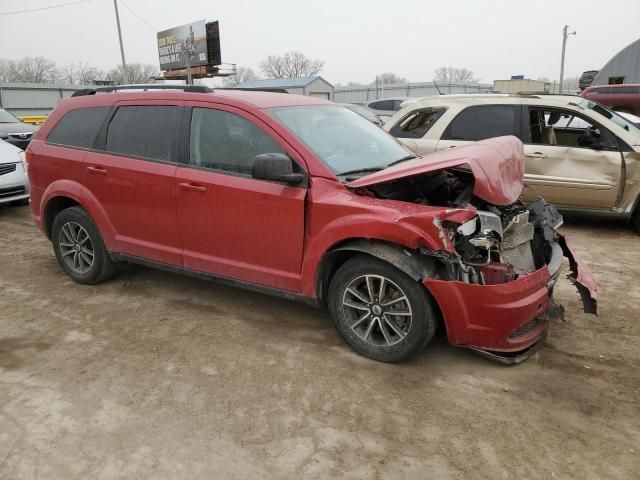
25 85 597 364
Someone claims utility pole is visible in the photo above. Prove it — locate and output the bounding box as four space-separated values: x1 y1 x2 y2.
113 0 127 83
559 25 576 94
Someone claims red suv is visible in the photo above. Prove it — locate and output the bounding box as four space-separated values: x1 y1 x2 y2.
581 84 640 115
26 85 597 363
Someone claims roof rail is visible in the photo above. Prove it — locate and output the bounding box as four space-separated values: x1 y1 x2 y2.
71 84 213 97
217 87 290 94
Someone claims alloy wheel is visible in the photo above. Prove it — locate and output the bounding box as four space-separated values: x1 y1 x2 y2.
58 221 95 274
341 274 413 347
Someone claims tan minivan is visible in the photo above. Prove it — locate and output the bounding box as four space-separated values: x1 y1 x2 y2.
384 94 640 231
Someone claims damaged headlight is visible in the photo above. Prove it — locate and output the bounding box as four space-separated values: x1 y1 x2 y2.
456 217 478 236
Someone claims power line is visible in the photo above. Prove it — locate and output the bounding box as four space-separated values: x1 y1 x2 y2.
118 0 157 31
0 0 93 16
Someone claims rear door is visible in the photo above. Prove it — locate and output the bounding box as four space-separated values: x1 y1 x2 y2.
520 106 621 209
174 103 307 292
84 102 183 265
435 104 522 151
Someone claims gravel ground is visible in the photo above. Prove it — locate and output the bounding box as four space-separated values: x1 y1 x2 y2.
1 205 639 479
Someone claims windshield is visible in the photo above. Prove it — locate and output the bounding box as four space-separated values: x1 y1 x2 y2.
267 105 414 176
577 99 640 143
0 109 20 123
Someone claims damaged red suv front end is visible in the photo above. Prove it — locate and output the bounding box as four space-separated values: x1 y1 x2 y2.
346 136 597 362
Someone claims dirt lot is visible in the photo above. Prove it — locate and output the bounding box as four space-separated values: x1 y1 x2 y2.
0 205 639 479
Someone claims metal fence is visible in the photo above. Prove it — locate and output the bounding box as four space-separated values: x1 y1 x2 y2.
0 83 85 117
334 82 493 104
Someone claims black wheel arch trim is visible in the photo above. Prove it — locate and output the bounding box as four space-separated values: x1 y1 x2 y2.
316 239 442 304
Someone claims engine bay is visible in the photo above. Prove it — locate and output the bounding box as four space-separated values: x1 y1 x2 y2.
362 168 564 285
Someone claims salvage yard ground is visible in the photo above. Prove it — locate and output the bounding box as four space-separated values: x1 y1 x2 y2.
0 205 639 479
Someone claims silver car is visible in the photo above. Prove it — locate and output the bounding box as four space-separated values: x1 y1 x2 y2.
0 139 30 206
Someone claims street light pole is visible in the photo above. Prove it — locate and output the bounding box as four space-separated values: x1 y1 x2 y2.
559 24 576 94
113 0 127 83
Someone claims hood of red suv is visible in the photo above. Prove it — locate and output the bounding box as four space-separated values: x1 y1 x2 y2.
346 136 525 206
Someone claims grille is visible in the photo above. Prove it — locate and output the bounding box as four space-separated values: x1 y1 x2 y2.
509 317 542 340
0 163 17 176
8 132 32 140
0 186 25 198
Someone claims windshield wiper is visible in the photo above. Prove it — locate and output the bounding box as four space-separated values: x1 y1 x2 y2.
387 154 417 167
337 166 385 177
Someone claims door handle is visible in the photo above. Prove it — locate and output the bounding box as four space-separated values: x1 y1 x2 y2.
526 152 547 159
87 165 107 176
179 182 207 193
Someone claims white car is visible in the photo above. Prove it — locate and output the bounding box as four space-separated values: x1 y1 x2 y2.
383 94 640 230
0 139 30 206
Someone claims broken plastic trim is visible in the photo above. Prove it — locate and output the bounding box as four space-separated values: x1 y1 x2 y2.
467 331 547 365
558 235 598 315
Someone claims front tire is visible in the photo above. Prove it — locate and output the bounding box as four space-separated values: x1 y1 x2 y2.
51 206 117 284
328 256 437 362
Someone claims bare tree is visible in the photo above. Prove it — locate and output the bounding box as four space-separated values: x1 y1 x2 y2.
561 76 580 93
59 61 101 85
0 59 11 82
222 66 258 87
260 51 323 78
107 63 160 85
434 67 479 84
373 72 407 85
0 57 57 83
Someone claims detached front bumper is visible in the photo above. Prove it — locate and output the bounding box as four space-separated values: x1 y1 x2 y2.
424 235 597 359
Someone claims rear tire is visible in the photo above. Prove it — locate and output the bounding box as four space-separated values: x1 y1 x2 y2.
328 255 437 362
51 206 117 284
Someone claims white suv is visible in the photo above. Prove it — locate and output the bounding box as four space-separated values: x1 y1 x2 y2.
384 94 640 230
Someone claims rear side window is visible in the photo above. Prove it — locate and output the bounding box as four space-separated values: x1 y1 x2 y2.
105 106 179 162
47 107 110 149
442 105 520 141
389 108 444 139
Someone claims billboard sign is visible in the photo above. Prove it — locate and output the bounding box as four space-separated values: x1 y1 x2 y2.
157 20 208 71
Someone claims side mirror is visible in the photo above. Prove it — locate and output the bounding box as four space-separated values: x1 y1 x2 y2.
252 153 305 186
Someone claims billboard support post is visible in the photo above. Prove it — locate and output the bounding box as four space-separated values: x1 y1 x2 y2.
113 0 127 83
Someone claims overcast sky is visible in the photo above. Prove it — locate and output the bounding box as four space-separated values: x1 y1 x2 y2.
1 0 639 84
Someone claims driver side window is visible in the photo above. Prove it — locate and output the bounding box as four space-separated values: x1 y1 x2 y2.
189 108 286 175
527 107 618 150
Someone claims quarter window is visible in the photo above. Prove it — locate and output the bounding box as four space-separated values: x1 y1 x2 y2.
389 109 444 139
442 105 520 141
105 106 179 162
189 108 285 175
47 107 110 149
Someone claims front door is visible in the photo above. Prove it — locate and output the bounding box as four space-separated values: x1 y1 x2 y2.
175 104 307 292
520 107 622 209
